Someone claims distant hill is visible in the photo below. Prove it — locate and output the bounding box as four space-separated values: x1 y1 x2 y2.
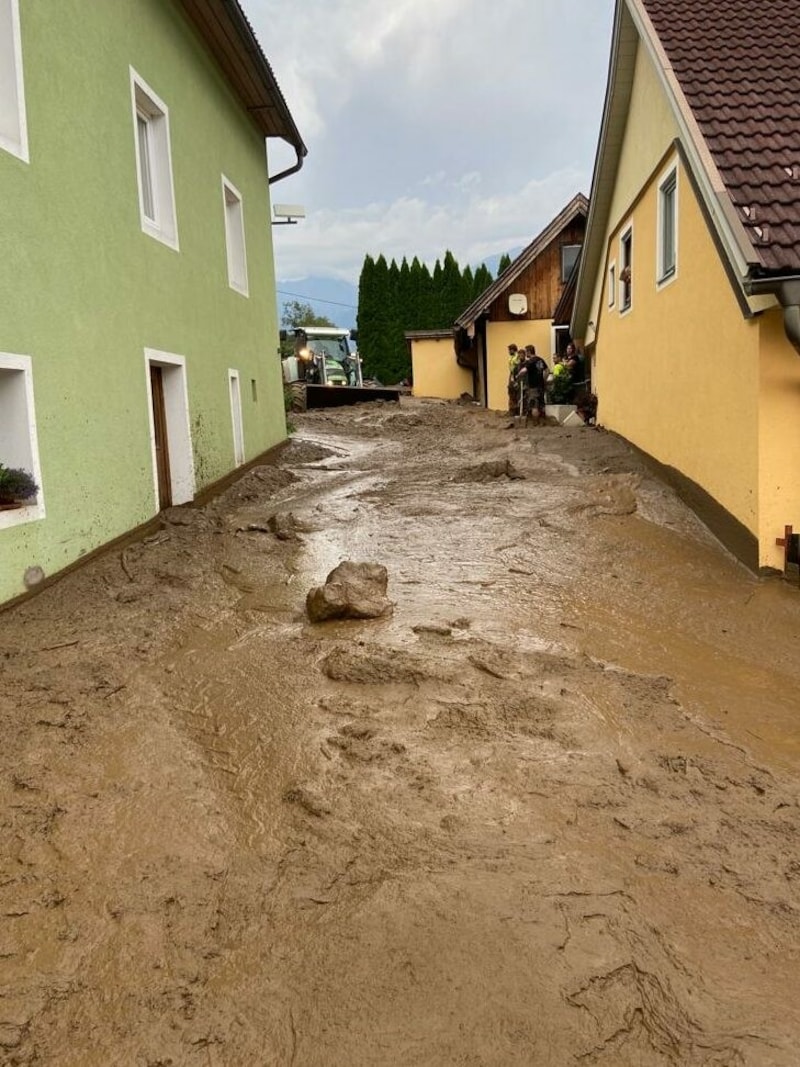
275 251 524 330
275 278 358 330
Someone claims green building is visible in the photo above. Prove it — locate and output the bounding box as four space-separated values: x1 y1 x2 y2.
0 0 306 604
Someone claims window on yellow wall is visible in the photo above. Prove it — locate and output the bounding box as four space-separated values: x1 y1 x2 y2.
608 262 616 307
620 228 633 311
658 168 678 284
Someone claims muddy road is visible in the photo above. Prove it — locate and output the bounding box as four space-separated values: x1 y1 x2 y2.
2 399 800 1066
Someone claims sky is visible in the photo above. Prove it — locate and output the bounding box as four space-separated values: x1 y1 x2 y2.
244 0 616 286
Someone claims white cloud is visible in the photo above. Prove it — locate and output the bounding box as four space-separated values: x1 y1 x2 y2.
273 166 589 281
245 0 614 285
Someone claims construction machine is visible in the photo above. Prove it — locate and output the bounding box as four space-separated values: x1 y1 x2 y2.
280 327 400 410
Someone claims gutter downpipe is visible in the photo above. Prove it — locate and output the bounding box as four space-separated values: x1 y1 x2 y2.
269 143 306 186
746 276 800 356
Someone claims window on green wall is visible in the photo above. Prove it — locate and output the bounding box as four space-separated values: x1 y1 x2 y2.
130 69 179 251
0 0 28 162
222 177 249 297
0 354 44 529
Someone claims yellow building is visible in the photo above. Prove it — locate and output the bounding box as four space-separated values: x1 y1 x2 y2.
572 0 800 573
456 195 588 411
407 330 474 400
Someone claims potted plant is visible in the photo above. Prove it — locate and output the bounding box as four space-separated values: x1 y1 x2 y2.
0 464 39 509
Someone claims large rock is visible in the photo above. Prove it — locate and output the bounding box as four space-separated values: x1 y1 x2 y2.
306 561 393 622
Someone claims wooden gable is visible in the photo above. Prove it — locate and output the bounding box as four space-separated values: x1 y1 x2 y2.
488 218 586 323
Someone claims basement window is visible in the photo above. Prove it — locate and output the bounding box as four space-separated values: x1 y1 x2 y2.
222 177 249 296
657 166 678 285
130 69 179 250
0 354 44 528
620 225 633 312
0 0 28 162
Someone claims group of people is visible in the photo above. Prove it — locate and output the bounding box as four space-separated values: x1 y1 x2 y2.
506 342 586 418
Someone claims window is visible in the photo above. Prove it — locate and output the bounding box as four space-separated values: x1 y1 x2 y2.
228 370 245 466
130 69 178 250
620 225 633 312
222 177 248 296
0 354 44 528
608 262 616 307
561 243 581 283
0 0 28 162
551 325 570 359
658 166 678 285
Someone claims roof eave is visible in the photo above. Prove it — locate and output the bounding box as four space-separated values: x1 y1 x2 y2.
178 0 307 160
571 0 638 339
572 0 765 341
457 192 589 331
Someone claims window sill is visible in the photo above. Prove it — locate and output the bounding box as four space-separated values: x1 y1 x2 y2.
0 500 45 530
657 268 677 290
141 218 180 252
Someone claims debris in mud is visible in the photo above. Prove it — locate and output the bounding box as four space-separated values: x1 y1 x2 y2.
283 785 331 817
454 458 525 483
306 561 394 622
163 506 196 526
321 643 453 684
267 512 301 541
412 623 453 637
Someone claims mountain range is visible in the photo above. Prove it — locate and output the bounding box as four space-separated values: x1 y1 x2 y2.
275 251 520 331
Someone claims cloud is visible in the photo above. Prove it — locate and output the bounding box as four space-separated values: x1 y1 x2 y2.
246 0 614 285
273 165 589 281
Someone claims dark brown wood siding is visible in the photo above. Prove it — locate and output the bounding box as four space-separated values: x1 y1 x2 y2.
488 219 586 323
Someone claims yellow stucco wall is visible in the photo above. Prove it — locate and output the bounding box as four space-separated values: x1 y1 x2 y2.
485 320 554 411
586 40 680 345
758 309 800 568
595 151 761 542
411 338 473 400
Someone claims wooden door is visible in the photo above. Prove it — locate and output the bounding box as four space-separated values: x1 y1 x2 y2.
150 365 172 509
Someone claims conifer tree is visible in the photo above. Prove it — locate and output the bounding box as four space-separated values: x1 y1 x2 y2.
498 252 512 275
472 263 493 301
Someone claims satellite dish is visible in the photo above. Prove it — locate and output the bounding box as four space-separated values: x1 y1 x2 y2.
508 293 528 315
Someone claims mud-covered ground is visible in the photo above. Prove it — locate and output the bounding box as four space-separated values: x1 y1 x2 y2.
2 399 800 1066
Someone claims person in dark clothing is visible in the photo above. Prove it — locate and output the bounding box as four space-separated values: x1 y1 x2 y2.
516 345 549 418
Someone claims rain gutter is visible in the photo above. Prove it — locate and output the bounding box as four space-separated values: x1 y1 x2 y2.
746 275 800 356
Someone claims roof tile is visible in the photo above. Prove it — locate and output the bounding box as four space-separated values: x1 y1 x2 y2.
642 0 800 271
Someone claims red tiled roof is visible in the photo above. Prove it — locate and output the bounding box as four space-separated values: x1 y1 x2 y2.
641 0 800 273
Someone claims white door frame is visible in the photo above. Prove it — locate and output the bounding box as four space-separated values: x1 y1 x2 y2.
144 349 195 509
228 368 245 466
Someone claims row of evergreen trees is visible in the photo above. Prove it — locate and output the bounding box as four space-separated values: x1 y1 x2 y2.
357 251 510 385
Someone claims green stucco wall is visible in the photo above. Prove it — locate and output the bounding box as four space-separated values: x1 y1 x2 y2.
0 0 287 601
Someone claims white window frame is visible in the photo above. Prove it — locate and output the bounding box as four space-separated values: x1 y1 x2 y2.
143 350 195 509
0 0 29 163
619 222 634 315
228 369 245 466
0 354 44 529
656 161 679 289
222 176 249 296
130 69 179 251
550 324 570 359
607 261 616 308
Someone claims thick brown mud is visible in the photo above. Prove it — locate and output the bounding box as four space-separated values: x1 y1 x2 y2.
1 399 799 1065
